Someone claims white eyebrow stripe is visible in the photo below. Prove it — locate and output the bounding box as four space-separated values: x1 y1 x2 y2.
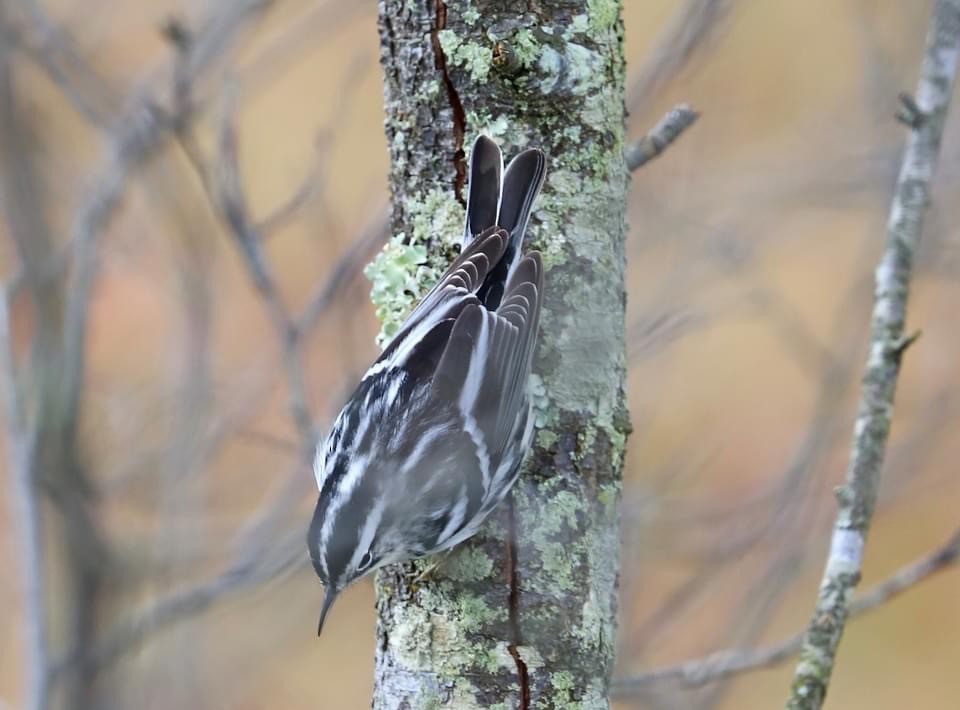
346 497 385 584
319 450 370 553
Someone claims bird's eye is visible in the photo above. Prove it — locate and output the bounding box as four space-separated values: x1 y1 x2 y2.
358 551 374 572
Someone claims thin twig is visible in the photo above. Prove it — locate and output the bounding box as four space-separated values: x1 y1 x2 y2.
611 524 960 694
626 105 700 171
785 3 960 707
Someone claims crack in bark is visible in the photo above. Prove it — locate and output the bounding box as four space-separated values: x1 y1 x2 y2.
505 496 531 709
430 0 467 204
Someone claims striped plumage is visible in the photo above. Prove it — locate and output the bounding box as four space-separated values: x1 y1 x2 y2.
308 136 546 635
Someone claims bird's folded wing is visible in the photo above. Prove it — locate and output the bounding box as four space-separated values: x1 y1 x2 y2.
431 252 543 476
370 228 508 376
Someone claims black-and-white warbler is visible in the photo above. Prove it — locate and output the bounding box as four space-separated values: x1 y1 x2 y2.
308 135 547 635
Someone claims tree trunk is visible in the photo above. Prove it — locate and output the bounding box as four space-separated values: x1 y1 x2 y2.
371 2 630 707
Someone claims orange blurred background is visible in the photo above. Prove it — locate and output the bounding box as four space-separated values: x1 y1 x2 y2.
2 1 959 708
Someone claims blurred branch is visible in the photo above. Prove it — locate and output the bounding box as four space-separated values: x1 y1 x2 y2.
56 527 309 678
1 18 63 709
0 285 49 710
6 0 279 300
255 141 328 236
257 53 371 237
627 0 732 108
60 0 280 405
1 1 283 703
296 207 389 332
60 102 167 428
177 104 318 449
626 104 700 171
786 3 960 707
611 524 960 694
11 0 116 126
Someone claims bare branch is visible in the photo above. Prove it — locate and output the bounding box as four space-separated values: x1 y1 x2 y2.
611 524 960 695
786 3 960 707
626 104 700 171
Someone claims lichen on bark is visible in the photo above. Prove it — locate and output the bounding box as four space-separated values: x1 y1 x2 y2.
371 2 630 707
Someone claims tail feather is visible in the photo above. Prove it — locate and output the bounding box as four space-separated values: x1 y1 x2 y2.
498 148 547 254
461 135 547 310
463 136 503 245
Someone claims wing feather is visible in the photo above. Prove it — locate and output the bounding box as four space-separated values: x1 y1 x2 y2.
431 252 543 474
369 228 507 375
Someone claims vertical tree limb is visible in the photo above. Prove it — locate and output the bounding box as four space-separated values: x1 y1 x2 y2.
785 2 960 707
371 2 631 707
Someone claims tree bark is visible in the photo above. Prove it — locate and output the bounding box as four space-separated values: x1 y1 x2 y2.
370 1 630 707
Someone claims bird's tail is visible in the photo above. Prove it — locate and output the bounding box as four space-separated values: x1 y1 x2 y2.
463 135 546 309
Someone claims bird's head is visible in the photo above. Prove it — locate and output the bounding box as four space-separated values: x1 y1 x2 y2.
307 470 393 636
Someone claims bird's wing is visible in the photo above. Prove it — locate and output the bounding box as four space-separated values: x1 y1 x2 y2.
431 252 544 483
370 228 508 377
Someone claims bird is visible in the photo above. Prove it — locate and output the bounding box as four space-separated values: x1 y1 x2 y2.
307 135 547 635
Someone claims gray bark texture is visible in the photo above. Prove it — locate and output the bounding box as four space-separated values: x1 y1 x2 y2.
785 1 960 708
370 1 630 708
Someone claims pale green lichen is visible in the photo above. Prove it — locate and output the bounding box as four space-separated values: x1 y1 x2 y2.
548 671 577 709
455 593 505 633
565 14 591 38
596 482 620 515
437 28 460 56
521 488 586 593
537 428 558 449
463 4 481 25
537 42 604 96
365 187 464 345
445 547 495 582
405 188 464 253
437 29 492 83
422 78 442 98
528 373 551 427
364 235 431 345
466 112 511 143
418 690 444 710
511 28 541 68
561 125 582 144
387 576 511 693
587 0 619 32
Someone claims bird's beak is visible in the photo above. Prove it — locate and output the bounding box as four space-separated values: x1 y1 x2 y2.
317 587 338 637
